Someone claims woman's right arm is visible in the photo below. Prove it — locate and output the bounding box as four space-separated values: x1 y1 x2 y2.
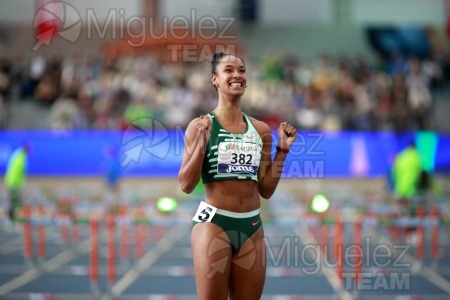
178 116 211 194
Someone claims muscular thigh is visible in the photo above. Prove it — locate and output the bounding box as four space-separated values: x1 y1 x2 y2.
191 222 232 300
229 227 266 300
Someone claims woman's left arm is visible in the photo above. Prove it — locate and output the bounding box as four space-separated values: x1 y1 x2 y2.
256 121 297 199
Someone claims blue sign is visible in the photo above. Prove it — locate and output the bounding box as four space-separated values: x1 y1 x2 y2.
0 130 448 177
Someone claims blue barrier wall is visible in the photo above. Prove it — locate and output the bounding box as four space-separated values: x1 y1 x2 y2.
0 130 448 177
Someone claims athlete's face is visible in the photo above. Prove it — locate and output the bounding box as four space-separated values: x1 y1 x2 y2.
211 55 247 96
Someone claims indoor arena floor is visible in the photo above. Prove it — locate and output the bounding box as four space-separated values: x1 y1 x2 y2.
0 178 449 300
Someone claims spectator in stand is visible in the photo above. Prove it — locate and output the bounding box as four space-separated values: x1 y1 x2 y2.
0 56 12 102
7 50 448 132
295 84 324 130
352 75 373 131
34 73 59 105
60 52 81 97
405 57 432 130
28 53 46 96
391 74 411 132
387 52 408 76
49 94 85 130
0 96 7 129
373 87 394 131
164 78 194 128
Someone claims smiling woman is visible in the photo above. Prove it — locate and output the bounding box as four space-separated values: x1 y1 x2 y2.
178 52 297 299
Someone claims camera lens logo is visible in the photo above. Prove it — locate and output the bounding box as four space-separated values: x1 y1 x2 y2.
33 1 82 51
206 231 256 279
121 118 171 168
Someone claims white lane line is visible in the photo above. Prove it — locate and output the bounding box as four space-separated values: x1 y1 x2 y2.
295 226 354 300
0 236 25 255
370 230 450 295
99 227 186 299
0 227 60 255
421 267 450 294
0 238 91 296
0 235 23 246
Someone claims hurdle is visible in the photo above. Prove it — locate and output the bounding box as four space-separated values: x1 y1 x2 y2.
13 202 448 296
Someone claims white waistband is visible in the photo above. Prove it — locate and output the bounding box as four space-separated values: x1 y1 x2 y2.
215 207 260 218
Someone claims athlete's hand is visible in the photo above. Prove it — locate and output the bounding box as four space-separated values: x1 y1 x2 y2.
277 122 297 150
194 115 212 145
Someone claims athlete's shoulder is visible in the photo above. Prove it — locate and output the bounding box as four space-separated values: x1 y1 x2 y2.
247 116 271 135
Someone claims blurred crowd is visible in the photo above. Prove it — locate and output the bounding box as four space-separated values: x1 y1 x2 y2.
0 48 448 131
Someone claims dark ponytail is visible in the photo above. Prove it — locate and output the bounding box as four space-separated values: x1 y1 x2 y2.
211 52 227 75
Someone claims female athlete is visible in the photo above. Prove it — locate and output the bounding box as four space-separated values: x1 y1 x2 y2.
178 52 297 299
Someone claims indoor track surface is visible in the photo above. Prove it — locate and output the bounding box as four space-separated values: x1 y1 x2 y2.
1 178 449 300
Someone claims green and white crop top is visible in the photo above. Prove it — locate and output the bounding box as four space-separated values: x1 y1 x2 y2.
201 112 263 183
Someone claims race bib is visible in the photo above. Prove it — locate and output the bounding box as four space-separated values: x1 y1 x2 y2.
217 141 261 175
192 201 217 223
